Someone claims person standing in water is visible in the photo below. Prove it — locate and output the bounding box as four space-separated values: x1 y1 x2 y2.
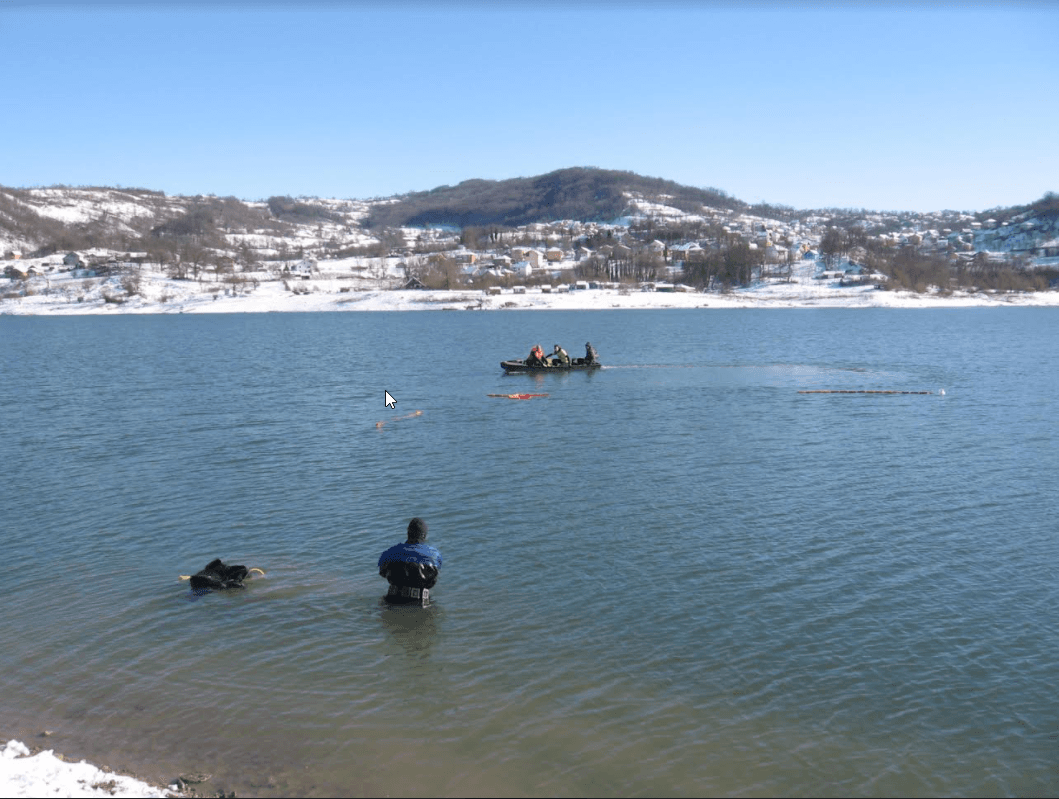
378 517 442 606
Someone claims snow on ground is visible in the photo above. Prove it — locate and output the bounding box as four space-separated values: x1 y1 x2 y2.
5 281 1057 316
3 254 1058 316
0 740 177 798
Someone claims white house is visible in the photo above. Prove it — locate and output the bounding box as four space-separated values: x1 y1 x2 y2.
287 258 316 277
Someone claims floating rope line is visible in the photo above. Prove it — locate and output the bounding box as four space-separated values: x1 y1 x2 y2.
487 393 550 400
798 390 935 394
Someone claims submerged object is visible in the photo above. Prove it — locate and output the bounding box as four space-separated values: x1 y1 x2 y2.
179 559 265 591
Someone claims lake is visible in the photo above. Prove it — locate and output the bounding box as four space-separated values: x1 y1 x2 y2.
1 308 1056 797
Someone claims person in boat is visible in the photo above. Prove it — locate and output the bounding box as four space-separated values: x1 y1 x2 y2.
378 517 442 606
551 344 570 366
584 342 599 364
527 344 547 367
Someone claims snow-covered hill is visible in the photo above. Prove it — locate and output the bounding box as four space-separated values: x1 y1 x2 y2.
2 179 1057 314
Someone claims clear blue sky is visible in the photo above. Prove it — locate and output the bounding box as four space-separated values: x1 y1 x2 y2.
2 1 1056 212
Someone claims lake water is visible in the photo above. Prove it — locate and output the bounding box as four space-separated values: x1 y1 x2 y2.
1 308 1057 797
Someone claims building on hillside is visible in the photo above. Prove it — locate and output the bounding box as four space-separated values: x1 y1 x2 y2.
1036 239 1059 258
62 252 83 269
764 245 789 264
670 243 707 264
285 258 316 277
522 249 544 269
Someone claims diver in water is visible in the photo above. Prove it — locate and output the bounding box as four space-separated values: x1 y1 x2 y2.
378 517 443 606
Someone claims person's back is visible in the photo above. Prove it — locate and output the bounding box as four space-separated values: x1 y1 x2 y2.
378 517 442 606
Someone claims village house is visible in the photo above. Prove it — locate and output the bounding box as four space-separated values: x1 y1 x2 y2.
510 247 544 269
764 245 789 264
1036 239 1059 258
285 258 317 278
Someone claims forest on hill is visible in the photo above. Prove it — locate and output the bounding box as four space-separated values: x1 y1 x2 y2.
363 167 745 229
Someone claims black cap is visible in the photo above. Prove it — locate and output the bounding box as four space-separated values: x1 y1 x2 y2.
407 517 428 543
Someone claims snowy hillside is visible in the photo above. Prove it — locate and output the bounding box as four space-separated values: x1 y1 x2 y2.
2 176 1057 314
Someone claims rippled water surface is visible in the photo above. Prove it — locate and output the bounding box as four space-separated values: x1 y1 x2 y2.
1 309 1057 796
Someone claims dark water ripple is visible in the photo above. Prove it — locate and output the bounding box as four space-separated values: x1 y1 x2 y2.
1 309 1057 797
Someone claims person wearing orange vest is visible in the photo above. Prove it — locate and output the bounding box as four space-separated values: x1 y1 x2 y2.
527 344 547 367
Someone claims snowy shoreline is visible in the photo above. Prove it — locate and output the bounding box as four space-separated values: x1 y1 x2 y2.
4 282 1059 317
1 739 179 798
5 238 1059 316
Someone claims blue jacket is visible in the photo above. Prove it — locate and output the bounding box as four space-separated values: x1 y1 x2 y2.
378 542 443 571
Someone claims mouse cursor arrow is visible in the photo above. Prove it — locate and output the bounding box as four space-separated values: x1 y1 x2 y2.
384 391 397 409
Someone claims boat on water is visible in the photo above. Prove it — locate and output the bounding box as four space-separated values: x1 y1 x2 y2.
501 359 602 373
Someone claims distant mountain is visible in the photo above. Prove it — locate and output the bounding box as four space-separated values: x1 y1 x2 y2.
362 167 746 229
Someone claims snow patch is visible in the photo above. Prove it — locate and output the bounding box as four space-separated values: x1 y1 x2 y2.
0 740 176 798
